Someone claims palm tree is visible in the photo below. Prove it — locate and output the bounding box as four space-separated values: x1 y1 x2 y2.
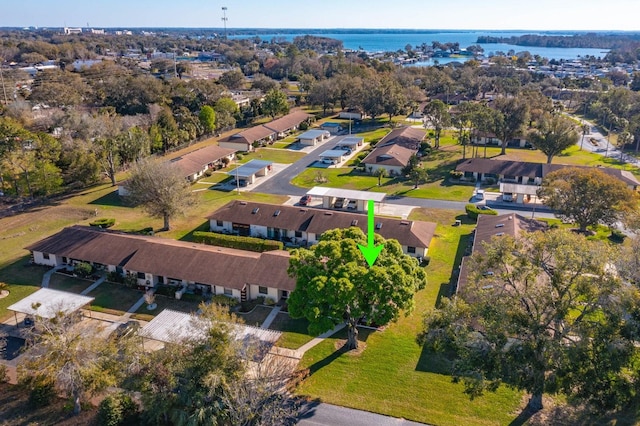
373 168 387 186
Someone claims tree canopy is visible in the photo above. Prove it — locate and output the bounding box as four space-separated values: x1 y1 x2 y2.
422 99 451 149
528 113 580 163
262 89 290 119
537 167 638 231
420 229 639 412
123 159 197 230
288 227 427 350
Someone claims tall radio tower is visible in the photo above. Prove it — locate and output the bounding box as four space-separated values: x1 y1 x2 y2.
221 7 228 39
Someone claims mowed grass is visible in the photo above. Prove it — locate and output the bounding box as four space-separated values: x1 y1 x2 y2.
88 282 143 314
270 313 314 349
0 180 287 318
237 148 306 164
294 208 523 426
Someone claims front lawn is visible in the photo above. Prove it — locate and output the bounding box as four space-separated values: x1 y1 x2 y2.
237 148 306 164
270 313 314 349
48 273 93 294
88 282 143 314
294 208 523 425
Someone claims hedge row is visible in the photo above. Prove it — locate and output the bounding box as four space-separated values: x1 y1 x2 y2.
465 204 498 220
193 231 284 252
89 218 116 228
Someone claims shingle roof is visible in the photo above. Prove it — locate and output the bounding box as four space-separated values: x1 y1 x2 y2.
456 213 547 294
362 143 416 167
169 145 235 178
228 125 275 144
27 226 295 291
208 201 437 250
378 126 425 150
456 158 640 187
264 111 313 133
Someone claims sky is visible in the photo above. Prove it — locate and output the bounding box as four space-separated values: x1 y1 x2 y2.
4 0 639 31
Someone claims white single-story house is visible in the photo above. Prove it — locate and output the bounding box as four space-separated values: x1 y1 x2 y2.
455 158 640 190
208 200 437 259
297 129 330 146
264 111 314 139
361 143 415 176
220 126 277 152
338 109 366 120
27 226 295 303
320 122 342 134
228 159 273 186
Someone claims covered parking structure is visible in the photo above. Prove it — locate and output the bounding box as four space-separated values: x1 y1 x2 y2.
138 309 282 361
334 136 365 152
499 182 541 204
297 129 330 146
228 159 273 186
306 186 386 212
7 288 94 326
318 149 347 166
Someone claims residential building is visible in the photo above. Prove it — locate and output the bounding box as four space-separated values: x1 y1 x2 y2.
361 126 425 175
169 145 236 182
208 200 437 258
27 226 295 302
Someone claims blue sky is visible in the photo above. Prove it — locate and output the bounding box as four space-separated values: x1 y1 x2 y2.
5 0 639 31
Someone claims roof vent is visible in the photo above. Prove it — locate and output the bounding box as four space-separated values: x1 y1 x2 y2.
273 210 281 217
324 212 333 216
299 209 307 212
351 220 358 226
495 223 504 228
508 216 513 220
375 223 383 230
252 208 259 214
400 221 409 225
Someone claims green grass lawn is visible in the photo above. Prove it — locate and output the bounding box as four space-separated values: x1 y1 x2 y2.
235 305 273 327
294 208 523 426
236 148 306 164
270 313 314 349
132 293 202 320
86 282 143 314
48 274 93 294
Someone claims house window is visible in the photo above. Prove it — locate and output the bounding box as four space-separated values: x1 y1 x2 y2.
224 288 233 296
295 231 302 238
42 253 50 260
216 220 223 227
259 286 268 295
408 246 416 254
137 272 146 279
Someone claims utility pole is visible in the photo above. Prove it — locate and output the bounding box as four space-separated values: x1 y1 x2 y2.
221 7 228 39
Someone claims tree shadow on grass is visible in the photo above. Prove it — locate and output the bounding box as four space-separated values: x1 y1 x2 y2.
178 221 210 242
88 189 126 207
305 327 375 376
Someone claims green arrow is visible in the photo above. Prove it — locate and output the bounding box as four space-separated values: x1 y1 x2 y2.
358 199 384 267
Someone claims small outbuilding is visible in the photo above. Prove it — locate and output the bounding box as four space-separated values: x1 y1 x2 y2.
7 288 94 325
297 129 330 146
334 136 365 152
320 122 342 134
318 149 347 165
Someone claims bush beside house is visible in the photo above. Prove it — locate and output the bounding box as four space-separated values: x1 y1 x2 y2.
193 231 284 252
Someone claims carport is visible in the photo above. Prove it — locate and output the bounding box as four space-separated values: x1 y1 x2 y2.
318 149 346 166
7 288 95 326
228 159 273 186
335 136 364 151
139 309 282 361
298 129 330 146
306 186 386 212
499 182 540 204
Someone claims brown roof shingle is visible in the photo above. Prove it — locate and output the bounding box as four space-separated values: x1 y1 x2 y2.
264 111 313 133
362 143 416 168
169 145 235 178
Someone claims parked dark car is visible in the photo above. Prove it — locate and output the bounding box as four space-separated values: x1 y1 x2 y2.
299 195 312 206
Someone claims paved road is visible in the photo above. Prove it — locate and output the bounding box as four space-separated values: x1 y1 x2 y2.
572 116 640 167
251 135 351 196
297 402 428 426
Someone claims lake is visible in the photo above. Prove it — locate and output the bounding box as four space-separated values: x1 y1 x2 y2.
230 30 609 61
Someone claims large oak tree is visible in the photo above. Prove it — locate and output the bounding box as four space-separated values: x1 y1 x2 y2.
537 167 638 232
528 113 579 164
288 227 427 350
420 229 639 412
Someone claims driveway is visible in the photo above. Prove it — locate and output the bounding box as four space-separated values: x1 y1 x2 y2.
297 402 429 426
570 115 640 167
250 135 354 196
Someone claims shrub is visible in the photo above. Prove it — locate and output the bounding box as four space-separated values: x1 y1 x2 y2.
74 261 93 278
98 392 140 426
193 231 284 252
204 169 213 177
28 381 56 408
264 297 276 306
211 294 239 307
299 121 309 131
610 229 626 243
236 153 244 161
449 170 464 179
421 256 431 266
137 227 154 235
485 177 496 185
154 285 177 297
465 204 498 220
107 271 124 284
89 218 116 228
